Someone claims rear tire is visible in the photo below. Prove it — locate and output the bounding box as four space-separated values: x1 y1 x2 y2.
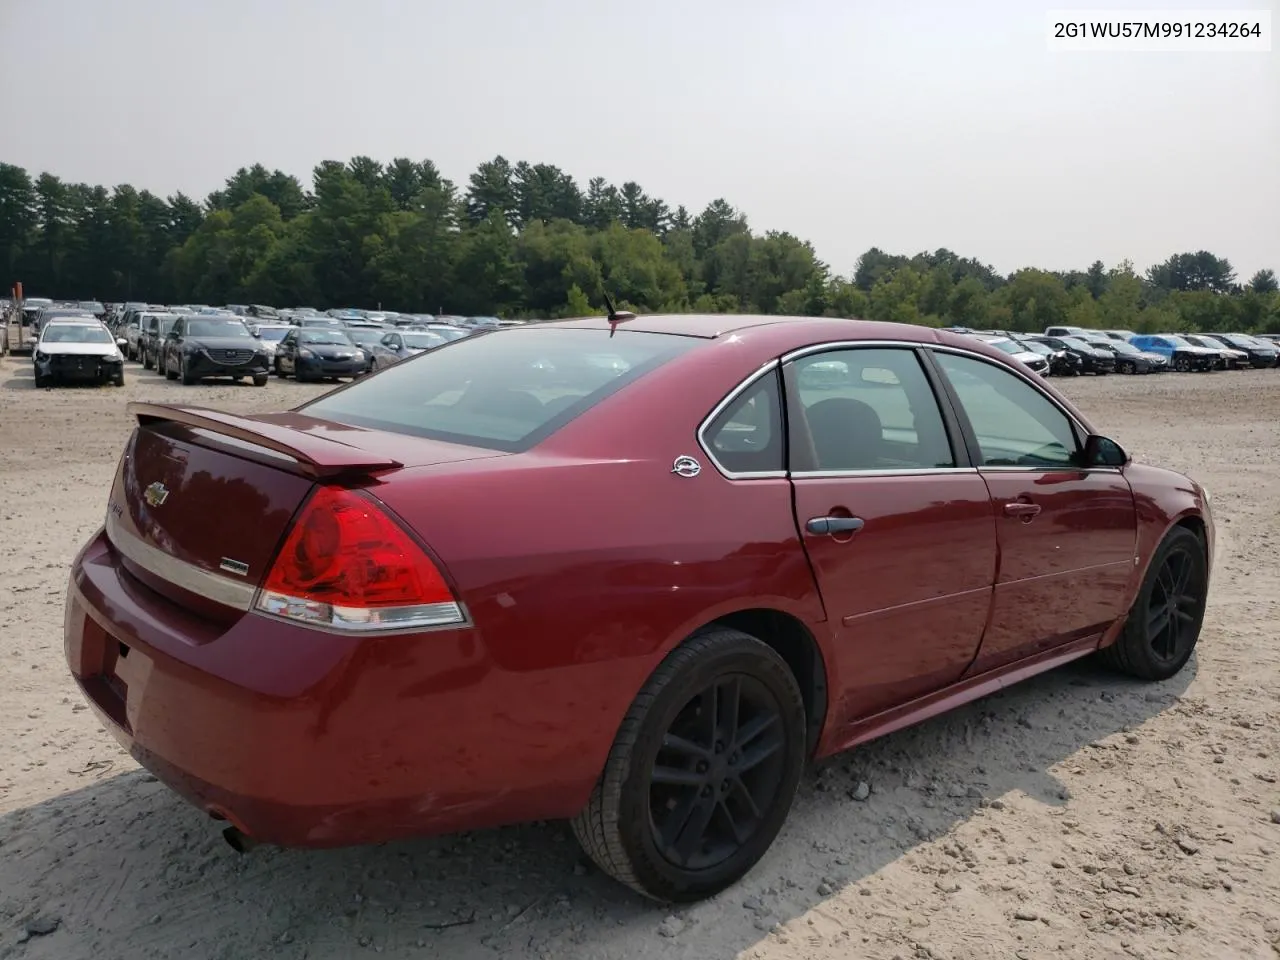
571 626 807 903
1100 526 1207 681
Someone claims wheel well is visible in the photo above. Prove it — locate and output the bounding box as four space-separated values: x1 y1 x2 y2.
1174 515 1207 559
712 609 828 756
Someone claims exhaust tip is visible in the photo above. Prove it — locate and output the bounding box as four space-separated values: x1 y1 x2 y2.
222 825 259 854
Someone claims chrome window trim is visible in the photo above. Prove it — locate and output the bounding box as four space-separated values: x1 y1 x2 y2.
792 467 979 479
105 511 256 611
783 340 966 477
779 338 927 364
702 339 1111 481
923 342 1091 439
696 359 787 480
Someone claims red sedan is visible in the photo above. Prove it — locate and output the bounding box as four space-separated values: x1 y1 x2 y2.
64 314 1213 902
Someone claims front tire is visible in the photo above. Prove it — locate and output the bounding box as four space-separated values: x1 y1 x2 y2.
252 374 268 387
1100 526 1207 681
180 357 197 385
571 627 807 903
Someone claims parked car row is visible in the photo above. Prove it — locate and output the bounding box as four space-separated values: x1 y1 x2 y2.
945 324 1280 375
102 301 477 385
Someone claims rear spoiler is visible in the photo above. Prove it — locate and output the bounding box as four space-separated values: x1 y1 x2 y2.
127 402 403 479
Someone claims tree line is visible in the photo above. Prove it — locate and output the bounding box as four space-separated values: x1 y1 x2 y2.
1 157 1277 333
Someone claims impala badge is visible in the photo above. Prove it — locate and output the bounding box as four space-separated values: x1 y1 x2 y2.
220 558 250 577
671 455 702 478
143 482 169 507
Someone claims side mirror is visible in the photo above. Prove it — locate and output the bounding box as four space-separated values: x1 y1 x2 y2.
116 338 127 348
1084 434 1129 467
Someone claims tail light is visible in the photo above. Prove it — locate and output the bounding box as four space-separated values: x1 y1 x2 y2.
255 486 465 632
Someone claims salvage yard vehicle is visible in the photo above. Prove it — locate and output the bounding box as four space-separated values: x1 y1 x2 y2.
1029 335 1115 375
272 326 368 381
138 311 181 369
1205 333 1279 368
1183 334 1249 369
368 328 449 370
1009 335 1080 376
64 315 1214 903
1104 339 1168 374
1129 334 1221 372
1192 333 1277 369
160 314 271 386
972 335 1049 376
33 318 126 387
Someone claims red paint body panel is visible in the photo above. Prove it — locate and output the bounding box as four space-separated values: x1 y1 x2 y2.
64 315 1215 848
789 473 996 722
967 468 1137 674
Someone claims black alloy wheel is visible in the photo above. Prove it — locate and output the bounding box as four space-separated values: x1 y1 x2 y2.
648 674 787 872
1146 544 1204 668
572 627 807 902
1101 526 1207 681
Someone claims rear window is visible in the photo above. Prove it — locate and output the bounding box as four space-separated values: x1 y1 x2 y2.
303 327 698 452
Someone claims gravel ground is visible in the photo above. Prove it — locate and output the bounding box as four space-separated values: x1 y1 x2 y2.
0 357 1277 960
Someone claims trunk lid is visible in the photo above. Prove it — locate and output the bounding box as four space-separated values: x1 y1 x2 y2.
106 403 507 613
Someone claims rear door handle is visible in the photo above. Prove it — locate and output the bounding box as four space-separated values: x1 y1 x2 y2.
1003 501 1042 519
806 516 865 536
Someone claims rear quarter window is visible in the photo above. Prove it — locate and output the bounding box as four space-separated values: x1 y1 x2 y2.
302 327 699 452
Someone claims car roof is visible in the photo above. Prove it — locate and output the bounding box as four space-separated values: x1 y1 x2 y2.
538 314 940 342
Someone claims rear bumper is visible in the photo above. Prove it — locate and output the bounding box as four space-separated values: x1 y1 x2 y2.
64 529 598 847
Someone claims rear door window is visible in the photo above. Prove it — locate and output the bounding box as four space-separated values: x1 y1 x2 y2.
304 327 698 452
786 348 956 472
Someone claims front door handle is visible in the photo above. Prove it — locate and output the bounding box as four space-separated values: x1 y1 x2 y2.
1003 501 1042 519
806 516 865 536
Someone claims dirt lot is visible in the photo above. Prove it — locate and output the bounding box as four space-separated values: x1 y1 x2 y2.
0 355 1277 960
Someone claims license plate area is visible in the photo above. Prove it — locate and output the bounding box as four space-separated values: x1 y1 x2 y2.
79 616 136 733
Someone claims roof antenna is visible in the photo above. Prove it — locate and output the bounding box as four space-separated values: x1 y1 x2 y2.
601 291 635 338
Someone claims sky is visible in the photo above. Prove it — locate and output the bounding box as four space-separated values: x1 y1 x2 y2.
1 0 1276 280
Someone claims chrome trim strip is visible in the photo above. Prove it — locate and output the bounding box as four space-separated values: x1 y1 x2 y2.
696 359 784 480
255 590 467 632
105 511 256 610
791 467 979 479
778 338 929 363
700 339 1109 480
979 465 1123 474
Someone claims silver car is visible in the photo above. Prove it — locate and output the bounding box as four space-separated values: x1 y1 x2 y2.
368 329 449 371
